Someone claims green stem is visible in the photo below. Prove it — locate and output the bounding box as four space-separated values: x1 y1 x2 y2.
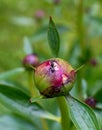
76 0 85 99
41 118 49 130
28 71 49 130
77 0 85 51
57 96 70 130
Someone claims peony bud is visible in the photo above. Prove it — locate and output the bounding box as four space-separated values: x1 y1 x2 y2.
53 0 61 5
34 9 45 21
89 58 97 67
23 53 39 69
85 97 96 108
34 58 76 98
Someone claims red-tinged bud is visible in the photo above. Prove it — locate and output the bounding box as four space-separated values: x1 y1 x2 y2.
23 54 39 69
90 59 97 67
34 9 45 21
34 58 76 98
53 0 61 5
85 97 96 108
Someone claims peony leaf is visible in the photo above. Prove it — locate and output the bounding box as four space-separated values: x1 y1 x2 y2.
48 17 60 57
66 95 99 130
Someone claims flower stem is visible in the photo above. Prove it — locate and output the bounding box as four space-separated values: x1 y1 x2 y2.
41 118 49 130
76 0 85 99
57 96 70 130
77 0 85 51
28 71 49 130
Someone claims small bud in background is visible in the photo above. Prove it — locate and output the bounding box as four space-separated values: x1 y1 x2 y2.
85 7 91 14
90 58 97 67
23 53 39 70
85 97 96 108
34 9 45 21
34 58 76 98
53 0 61 5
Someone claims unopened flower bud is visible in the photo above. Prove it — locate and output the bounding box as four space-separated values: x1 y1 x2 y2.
90 59 97 67
53 0 61 5
23 54 39 69
34 58 76 98
34 9 45 21
85 97 96 108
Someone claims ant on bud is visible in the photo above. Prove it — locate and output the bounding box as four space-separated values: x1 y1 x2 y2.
49 60 56 73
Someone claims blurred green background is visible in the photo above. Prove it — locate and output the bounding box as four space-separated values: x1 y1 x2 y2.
0 0 102 71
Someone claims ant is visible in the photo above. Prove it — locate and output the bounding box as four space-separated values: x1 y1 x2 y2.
49 60 55 73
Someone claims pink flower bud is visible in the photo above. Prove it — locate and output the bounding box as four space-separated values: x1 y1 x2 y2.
34 9 45 21
23 54 39 69
90 58 97 67
34 58 76 98
85 97 96 108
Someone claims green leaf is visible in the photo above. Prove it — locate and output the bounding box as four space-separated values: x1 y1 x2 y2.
0 68 25 80
95 110 102 129
30 24 68 43
11 16 34 26
66 95 99 130
48 17 60 57
23 37 33 54
0 84 59 122
0 114 38 130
